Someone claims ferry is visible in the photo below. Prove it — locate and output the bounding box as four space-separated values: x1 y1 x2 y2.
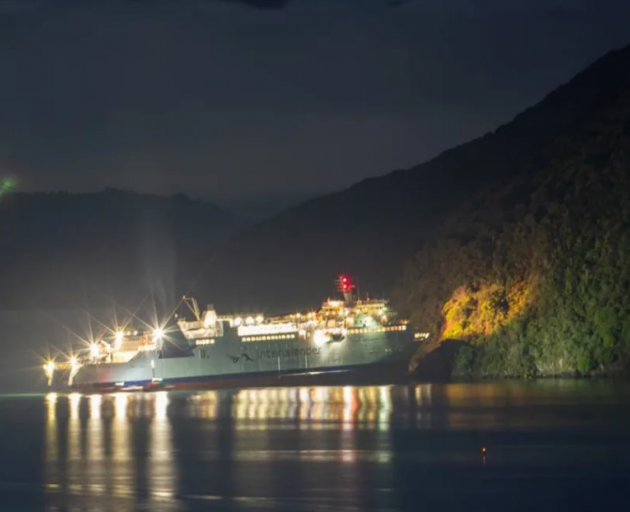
43 276 427 392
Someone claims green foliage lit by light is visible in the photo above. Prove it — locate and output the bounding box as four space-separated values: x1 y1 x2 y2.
396 85 630 379
441 279 536 341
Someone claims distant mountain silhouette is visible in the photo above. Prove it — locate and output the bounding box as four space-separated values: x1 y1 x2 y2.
192 43 630 312
3 43 630 317
0 189 244 310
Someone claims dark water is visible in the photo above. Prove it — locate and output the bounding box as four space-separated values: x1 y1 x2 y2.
1 381 630 511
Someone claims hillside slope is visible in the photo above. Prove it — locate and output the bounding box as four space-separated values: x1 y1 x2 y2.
198 44 630 312
396 44 630 377
0 189 244 310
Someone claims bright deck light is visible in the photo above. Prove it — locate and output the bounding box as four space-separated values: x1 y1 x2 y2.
314 330 329 347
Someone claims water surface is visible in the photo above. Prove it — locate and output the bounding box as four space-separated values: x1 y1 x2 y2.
1 380 630 511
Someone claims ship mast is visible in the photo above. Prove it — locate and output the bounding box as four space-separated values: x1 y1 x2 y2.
335 275 356 306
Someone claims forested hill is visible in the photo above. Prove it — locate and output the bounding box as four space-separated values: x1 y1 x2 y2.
396 43 630 378
0 189 244 310
196 43 630 312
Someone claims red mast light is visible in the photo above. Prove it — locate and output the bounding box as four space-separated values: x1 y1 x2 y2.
336 274 354 292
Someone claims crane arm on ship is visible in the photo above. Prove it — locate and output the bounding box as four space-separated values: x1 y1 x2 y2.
182 296 202 322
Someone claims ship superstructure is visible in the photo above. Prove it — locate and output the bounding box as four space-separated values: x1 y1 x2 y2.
43 276 426 392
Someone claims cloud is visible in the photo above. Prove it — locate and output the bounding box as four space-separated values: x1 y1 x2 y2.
133 0 292 8
223 0 289 8
0 0 292 13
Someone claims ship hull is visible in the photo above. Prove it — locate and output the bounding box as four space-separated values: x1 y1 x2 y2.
55 328 418 393
66 361 412 393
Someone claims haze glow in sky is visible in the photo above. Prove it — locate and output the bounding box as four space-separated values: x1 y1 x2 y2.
1 0 629 217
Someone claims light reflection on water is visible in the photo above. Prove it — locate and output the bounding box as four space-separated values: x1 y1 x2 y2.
42 385 406 510
221 385 395 430
38 381 630 512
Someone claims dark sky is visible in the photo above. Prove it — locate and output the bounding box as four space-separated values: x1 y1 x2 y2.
1 0 629 217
